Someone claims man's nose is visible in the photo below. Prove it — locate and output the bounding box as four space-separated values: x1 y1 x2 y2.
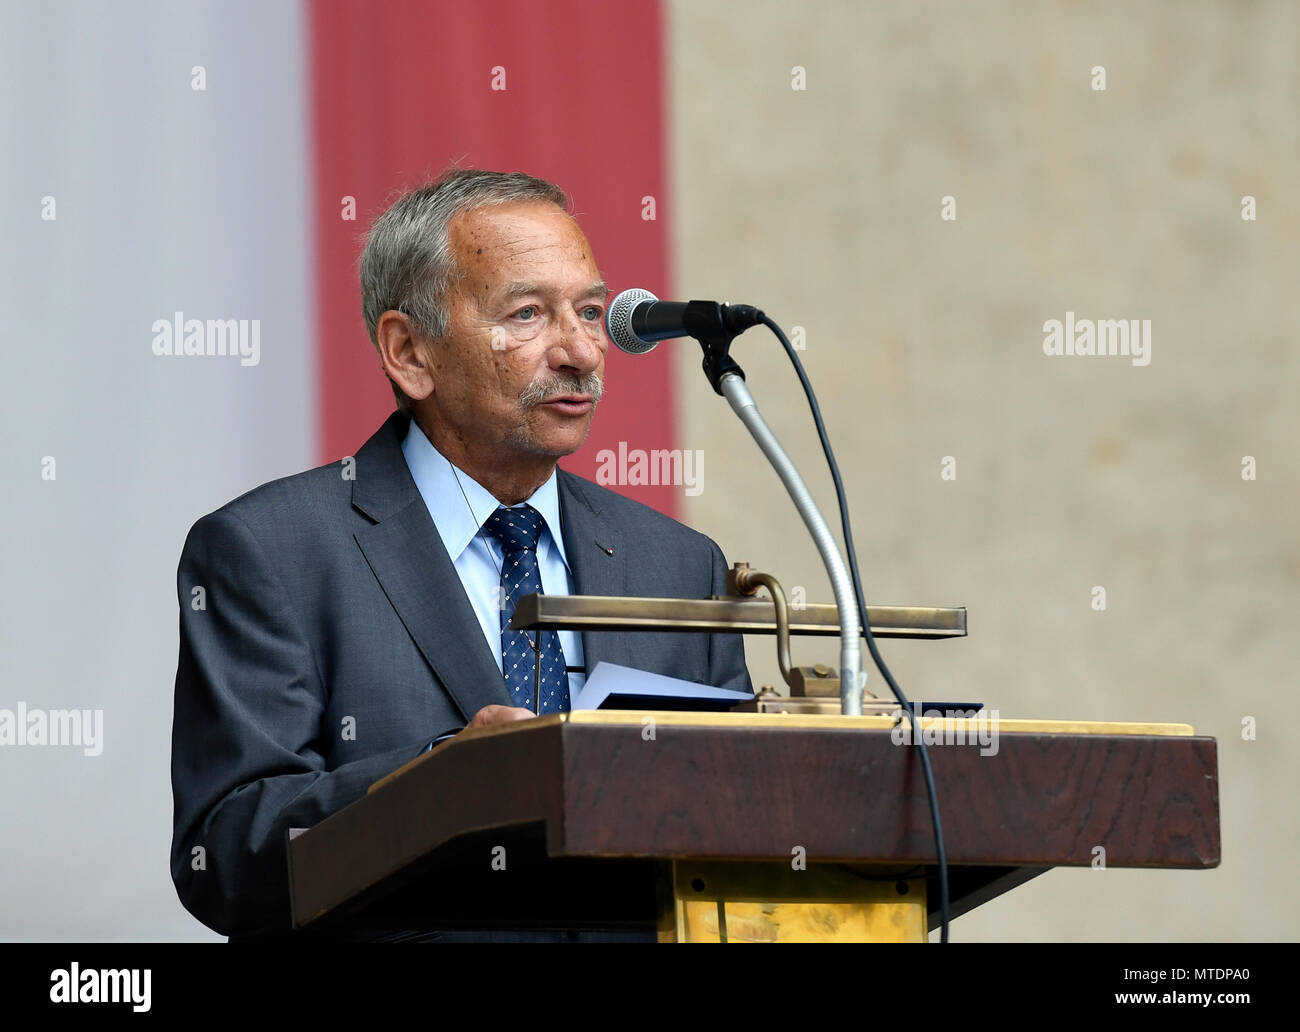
548 305 605 374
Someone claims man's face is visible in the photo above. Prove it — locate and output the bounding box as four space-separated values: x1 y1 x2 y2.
425 200 608 464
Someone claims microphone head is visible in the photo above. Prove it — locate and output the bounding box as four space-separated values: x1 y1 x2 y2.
606 288 659 355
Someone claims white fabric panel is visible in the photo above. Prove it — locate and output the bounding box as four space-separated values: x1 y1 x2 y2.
0 0 313 940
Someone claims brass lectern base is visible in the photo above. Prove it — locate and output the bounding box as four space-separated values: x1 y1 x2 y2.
659 861 927 943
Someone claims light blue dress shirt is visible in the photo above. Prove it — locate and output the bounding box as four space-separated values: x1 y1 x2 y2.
401 420 586 711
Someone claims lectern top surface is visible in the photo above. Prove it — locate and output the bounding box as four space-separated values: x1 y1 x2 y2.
559 710 1195 736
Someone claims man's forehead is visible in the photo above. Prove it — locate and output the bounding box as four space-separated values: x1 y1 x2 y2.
451 200 581 246
450 202 599 292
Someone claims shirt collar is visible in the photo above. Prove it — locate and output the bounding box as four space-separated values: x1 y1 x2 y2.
401 418 570 570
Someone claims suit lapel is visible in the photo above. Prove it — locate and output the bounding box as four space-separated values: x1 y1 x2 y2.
557 469 633 675
351 413 512 722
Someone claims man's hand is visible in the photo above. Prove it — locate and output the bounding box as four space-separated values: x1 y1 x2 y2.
466 704 535 729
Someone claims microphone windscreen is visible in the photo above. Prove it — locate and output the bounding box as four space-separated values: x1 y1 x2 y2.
605 288 659 354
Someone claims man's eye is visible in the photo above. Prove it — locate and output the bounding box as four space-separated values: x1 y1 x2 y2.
514 305 538 320
581 306 603 321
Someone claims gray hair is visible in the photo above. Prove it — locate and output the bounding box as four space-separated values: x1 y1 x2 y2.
359 168 570 412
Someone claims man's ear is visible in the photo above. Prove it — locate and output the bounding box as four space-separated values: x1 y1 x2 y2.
376 310 435 404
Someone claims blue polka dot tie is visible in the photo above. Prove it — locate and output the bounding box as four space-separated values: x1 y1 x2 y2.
482 504 570 714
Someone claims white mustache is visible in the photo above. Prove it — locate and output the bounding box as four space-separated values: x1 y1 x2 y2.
519 374 604 407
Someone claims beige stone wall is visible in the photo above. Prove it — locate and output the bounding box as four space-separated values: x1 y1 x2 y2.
667 0 1298 941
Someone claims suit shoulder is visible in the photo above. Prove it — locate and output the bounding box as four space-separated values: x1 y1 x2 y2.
187 457 353 539
559 470 720 550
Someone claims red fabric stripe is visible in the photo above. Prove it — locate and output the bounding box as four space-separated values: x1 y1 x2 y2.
308 0 678 516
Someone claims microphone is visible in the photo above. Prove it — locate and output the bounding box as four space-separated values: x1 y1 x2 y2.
605 289 764 354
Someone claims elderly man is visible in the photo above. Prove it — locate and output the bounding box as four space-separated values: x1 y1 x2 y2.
169 168 753 940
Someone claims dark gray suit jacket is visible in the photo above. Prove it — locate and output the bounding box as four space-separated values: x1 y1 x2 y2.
169 410 752 937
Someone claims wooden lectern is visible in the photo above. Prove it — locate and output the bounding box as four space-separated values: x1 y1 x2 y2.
287 709 1220 942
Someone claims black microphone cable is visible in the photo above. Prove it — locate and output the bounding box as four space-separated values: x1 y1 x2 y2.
605 287 951 938
758 314 951 943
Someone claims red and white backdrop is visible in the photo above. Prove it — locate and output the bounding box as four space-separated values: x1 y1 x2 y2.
1 0 684 941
